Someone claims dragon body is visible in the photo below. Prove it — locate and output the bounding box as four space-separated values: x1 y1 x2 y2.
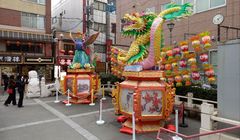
118 3 192 70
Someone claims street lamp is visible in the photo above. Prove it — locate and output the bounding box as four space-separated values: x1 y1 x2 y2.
167 22 175 45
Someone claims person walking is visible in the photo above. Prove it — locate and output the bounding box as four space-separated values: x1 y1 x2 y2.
16 76 25 108
3 74 9 92
4 75 16 106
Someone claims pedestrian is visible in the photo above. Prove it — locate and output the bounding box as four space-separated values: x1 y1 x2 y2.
3 74 9 92
4 75 16 106
16 75 25 108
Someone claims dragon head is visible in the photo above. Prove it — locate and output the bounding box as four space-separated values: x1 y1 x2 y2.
121 12 157 37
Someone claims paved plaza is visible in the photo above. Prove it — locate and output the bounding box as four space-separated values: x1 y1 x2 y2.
0 88 201 140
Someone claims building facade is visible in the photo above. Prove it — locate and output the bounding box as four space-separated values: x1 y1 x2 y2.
116 0 240 73
52 0 116 73
0 0 53 82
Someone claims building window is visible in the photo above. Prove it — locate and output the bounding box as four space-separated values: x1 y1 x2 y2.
111 23 116 33
25 0 46 5
63 44 75 55
7 43 43 54
94 1 106 11
93 22 106 33
21 12 45 30
161 0 226 13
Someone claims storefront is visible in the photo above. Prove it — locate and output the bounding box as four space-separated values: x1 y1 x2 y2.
0 54 54 82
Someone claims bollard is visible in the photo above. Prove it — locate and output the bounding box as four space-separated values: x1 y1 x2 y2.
89 89 95 106
65 89 72 106
172 109 183 140
54 89 60 103
54 77 60 103
102 86 106 100
179 102 188 127
132 111 136 140
96 99 105 125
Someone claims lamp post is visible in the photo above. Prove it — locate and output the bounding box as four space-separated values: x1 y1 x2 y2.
167 22 175 45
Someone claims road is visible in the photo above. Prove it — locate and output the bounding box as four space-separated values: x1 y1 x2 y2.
0 88 201 140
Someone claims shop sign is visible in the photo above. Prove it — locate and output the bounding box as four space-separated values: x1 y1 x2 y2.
0 54 22 64
24 57 54 64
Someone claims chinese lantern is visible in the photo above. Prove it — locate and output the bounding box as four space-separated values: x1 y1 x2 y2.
167 77 174 85
179 59 187 68
66 59 72 65
183 74 191 86
200 53 208 62
188 58 197 65
60 49 65 54
175 75 183 87
68 50 74 55
208 77 216 84
191 71 200 80
59 59 66 65
205 69 214 77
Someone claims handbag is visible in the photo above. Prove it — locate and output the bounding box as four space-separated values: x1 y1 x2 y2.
7 88 13 94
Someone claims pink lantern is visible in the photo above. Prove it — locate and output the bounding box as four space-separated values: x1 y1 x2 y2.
59 59 66 65
66 59 72 65
180 45 188 52
179 60 187 68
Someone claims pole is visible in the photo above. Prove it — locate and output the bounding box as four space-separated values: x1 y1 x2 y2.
96 99 105 125
132 111 136 140
170 31 172 45
172 109 183 140
217 24 220 41
89 89 95 106
102 86 106 100
65 89 72 106
179 102 188 127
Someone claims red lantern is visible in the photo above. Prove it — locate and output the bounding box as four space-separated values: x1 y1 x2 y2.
68 50 74 55
200 53 208 62
166 50 173 57
173 47 181 55
175 75 182 87
179 60 187 68
165 64 172 70
66 59 72 65
60 49 65 54
180 45 188 52
59 59 66 65
191 71 200 80
205 69 214 77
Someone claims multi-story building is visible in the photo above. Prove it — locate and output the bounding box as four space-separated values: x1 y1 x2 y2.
52 0 116 73
116 0 240 73
0 0 53 82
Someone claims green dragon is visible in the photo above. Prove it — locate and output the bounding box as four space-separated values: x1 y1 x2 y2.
118 3 192 70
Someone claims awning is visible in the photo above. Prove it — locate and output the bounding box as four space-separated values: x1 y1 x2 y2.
0 28 52 42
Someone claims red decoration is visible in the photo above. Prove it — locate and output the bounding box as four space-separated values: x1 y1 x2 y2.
200 53 208 62
68 50 74 55
179 60 187 68
60 49 65 54
59 59 66 65
191 71 200 80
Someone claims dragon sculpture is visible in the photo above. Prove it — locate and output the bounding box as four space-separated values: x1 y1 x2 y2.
117 3 192 70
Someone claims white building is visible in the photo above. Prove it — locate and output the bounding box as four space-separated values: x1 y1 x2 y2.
52 0 116 64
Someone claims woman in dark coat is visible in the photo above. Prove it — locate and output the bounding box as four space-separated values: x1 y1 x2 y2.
16 76 25 107
4 75 16 106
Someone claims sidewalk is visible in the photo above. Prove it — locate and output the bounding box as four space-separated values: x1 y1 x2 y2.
0 87 201 140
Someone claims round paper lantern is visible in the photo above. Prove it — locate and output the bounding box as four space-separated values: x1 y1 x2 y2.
179 60 187 68
200 53 208 62
68 50 74 55
175 75 182 87
205 69 214 77
60 49 65 54
191 71 200 80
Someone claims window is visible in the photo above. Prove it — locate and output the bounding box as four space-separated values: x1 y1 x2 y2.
21 12 45 30
162 0 226 13
196 0 209 12
7 43 43 54
94 1 106 11
63 44 75 55
93 22 106 32
25 0 46 5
